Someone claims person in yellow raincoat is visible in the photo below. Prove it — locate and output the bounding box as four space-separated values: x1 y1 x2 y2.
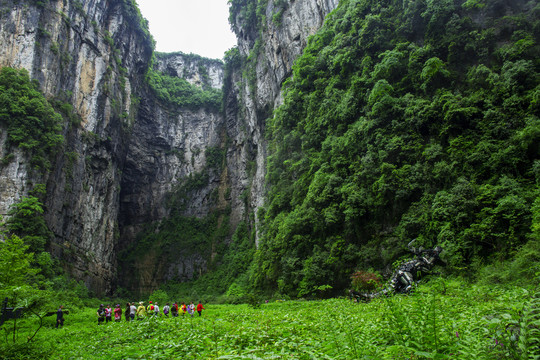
136 301 146 320
181 302 187 316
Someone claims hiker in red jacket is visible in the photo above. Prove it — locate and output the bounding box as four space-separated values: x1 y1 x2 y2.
114 304 122 322
196 301 205 317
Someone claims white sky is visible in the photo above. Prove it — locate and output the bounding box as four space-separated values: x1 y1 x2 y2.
135 0 238 60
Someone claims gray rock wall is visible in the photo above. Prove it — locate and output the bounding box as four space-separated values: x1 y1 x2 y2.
226 0 339 243
0 0 152 294
154 52 224 90
0 0 338 294
116 52 225 293
118 97 225 245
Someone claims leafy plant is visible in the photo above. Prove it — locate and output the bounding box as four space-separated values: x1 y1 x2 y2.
0 282 535 359
351 270 382 291
0 67 64 170
254 0 539 297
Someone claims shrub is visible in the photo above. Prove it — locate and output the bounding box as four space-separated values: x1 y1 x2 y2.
350 270 382 291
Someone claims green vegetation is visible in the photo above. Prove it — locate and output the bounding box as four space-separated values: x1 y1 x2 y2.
158 221 256 303
0 202 90 359
1 281 539 359
228 0 270 99
146 57 222 111
4 187 57 280
118 210 229 294
272 0 289 27
119 0 155 50
2 0 540 358
228 0 268 36
0 67 64 170
252 0 540 297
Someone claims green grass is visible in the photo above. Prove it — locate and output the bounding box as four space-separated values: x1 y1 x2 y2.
2 280 539 359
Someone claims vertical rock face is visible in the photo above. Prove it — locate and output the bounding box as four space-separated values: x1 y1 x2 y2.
154 52 224 90
236 0 339 107
0 0 153 294
0 0 337 294
116 53 225 293
226 0 339 242
118 53 224 234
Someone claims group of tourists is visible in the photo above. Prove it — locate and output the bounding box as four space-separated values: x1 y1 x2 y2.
96 301 205 324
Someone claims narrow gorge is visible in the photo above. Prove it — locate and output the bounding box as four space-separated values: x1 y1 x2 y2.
0 0 339 295
1 0 538 300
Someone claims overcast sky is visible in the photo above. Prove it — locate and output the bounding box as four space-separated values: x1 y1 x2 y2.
135 0 238 60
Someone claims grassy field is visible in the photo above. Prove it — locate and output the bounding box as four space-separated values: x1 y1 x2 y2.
2 280 539 359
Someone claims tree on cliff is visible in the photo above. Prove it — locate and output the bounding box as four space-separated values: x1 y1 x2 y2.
0 67 63 170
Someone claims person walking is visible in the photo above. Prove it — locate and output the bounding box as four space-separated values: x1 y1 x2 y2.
97 304 105 325
171 302 179 317
130 302 137 321
56 305 64 328
146 301 154 315
136 301 146 320
125 303 131 321
153 302 160 317
181 302 187 316
105 304 112 323
114 304 122 322
163 303 170 317
187 302 195 317
196 301 205 317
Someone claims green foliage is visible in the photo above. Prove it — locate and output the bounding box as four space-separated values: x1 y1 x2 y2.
121 213 218 269
0 234 89 355
256 0 540 297
0 235 40 288
146 220 256 304
1 282 538 359
228 0 268 36
227 0 270 98
149 289 169 306
205 146 226 170
351 270 382 291
146 65 222 111
119 0 155 50
0 67 64 170
49 92 82 128
4 191 58 280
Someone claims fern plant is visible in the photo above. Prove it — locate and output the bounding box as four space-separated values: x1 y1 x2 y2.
517 289 540 359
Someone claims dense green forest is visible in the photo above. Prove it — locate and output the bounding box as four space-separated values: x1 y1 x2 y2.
1 0 540 357
2 0 540 307
0 0 538 301
143 0 540 301
251 0 540 297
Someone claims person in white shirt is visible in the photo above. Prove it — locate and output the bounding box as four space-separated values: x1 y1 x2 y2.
129 303 137 321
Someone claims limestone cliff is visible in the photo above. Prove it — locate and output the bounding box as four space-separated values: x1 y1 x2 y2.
115 0 339 294
0 0 153 293
117 53 225 294
225 0 339 243
154 52 223 90
0 0 337 295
